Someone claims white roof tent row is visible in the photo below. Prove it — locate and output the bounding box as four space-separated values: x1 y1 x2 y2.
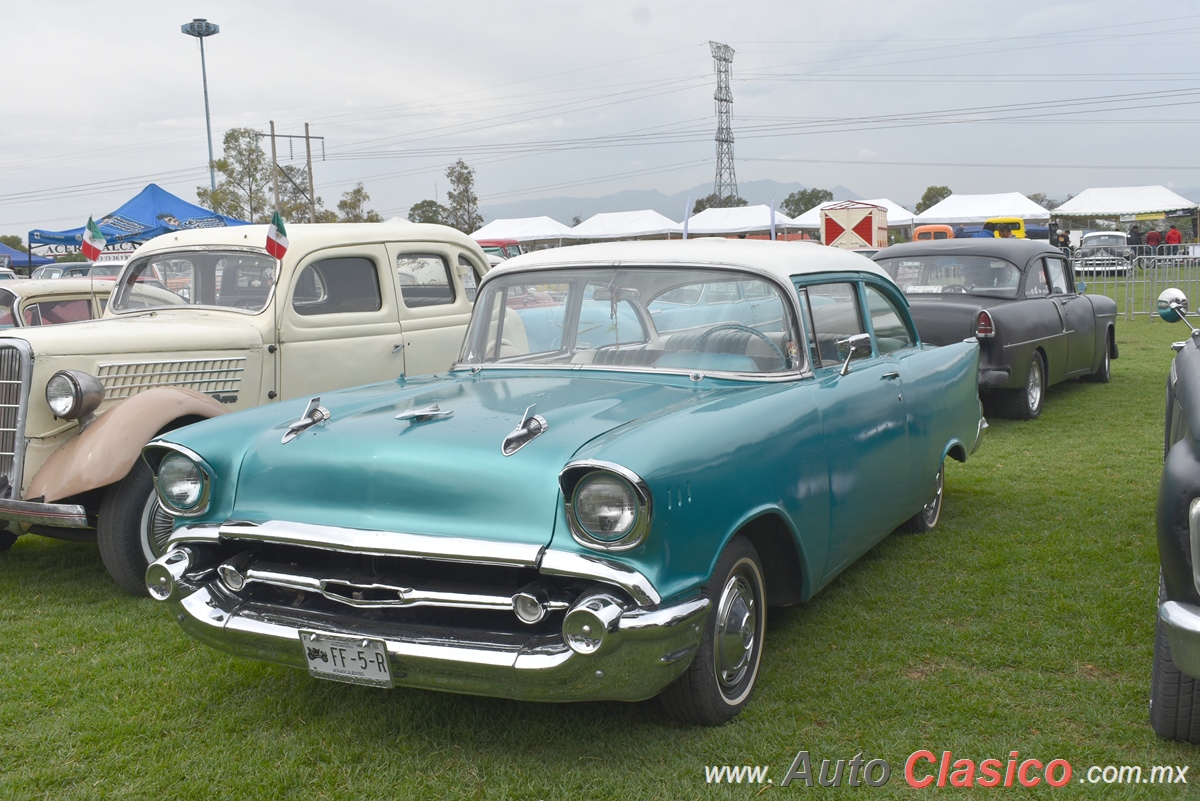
471 216 575 245
914 193 1050 225
569 210 682 240
790 198 915 229
682 204 797 236
1054 186 1198 219
473 205 800 244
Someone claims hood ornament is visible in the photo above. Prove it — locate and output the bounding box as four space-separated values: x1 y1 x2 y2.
502 404 549 456
282 397 330 444
395 403 454 424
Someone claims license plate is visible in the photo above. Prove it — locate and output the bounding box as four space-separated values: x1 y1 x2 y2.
299 631 393 688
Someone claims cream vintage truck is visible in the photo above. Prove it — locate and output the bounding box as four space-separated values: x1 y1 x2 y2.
0 222 490 594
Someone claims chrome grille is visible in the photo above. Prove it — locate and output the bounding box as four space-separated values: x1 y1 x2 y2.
97 358 245 399
0 342 31 497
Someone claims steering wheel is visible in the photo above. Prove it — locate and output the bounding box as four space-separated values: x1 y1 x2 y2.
941 284 969 293
692 323 787 365
229 298 264 310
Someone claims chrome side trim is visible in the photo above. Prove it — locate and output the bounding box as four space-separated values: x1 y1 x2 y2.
215 519 545 568
0 497 88 528
538 548 661 608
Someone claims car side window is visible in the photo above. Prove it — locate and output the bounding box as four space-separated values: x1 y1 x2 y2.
806 282 867 366
26 299 92 325
292 257 382 316
457 255 480 302
1025 262 1050 298
396 254 454 308
863 285 914 352
1045 257 1070 294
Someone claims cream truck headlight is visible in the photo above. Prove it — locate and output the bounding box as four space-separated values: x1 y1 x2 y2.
46 370 104 420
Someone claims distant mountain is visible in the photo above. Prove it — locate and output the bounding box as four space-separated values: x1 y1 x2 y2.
1176 188 1200 204
479 180 861 224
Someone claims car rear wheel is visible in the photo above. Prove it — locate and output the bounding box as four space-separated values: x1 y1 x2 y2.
97 460 176 596
660 536 766 725
995 351 1045 420
1150 573 1200 742
1083 331 1112 384
901 461 944 533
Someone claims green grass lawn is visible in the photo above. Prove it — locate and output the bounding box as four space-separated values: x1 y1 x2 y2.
2 318 1197 800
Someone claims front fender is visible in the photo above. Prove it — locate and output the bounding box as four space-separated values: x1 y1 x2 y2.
28 387 230 503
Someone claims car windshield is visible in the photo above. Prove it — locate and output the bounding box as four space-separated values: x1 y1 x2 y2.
875 255 1022 300
1084 235 1125 247
459 266 801 375
111 250 277 313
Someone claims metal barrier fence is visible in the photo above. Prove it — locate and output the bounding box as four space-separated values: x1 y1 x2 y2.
1070 247 1200 320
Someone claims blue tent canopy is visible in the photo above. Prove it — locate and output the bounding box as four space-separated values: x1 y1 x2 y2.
0 242 53 268
28 183 249 250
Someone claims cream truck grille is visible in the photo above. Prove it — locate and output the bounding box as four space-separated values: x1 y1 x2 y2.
97 357 245 399
0 342 32 498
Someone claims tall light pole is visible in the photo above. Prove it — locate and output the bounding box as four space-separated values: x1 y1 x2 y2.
181 18 220 195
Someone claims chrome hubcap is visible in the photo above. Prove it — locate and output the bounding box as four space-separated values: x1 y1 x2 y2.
140 494 176 564
715 572 757 692
922 466 944 526
1027 359 1043 411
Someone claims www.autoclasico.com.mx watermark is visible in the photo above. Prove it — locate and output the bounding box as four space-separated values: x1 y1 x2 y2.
704 750 1190 788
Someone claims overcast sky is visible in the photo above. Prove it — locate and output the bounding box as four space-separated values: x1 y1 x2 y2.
3 1 1198 235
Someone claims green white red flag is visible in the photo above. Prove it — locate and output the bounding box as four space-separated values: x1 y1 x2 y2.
266 212 288 259
81 217 106 260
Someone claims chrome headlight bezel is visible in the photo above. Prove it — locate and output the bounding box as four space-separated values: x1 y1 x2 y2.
143 442 214 518
560 460 652 551
45 370 105 420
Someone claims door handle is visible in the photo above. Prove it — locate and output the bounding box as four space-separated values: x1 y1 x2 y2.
392 343 405 354
881 371 900 380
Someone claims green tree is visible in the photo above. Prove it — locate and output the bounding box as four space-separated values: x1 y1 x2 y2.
338 182 383 223
196 128 273 223
915 186 952 214
443 159 483 234
692 193 747 215
408 199 446 225
781 188 833 218
1026 192 1062 211
0 235 25 252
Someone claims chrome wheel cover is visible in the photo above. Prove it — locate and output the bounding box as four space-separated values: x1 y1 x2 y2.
714 568 759 696
921 465 944 527
1027 357 1044 412
139 493 176 565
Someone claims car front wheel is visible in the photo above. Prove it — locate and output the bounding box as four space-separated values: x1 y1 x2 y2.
97 459 176 596
1150 573 1200 742
660 535 766 725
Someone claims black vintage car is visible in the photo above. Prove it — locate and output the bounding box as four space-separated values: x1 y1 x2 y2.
1153 288 1200 742
873 240 1118 419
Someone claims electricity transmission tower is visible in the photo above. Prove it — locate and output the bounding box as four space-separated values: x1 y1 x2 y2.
710 41 738 206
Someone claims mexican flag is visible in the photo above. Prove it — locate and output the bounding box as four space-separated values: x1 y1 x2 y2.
81 217 106 261
265 211 288 259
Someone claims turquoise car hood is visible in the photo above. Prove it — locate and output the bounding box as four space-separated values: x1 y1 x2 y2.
227 372 716 547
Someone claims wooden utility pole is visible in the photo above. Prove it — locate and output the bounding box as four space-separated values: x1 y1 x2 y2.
305 123 316 223
269 120 281 213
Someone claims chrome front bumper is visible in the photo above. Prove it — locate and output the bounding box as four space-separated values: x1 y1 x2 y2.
147 530 711 703
1161 600 1200 679
0 497 88 528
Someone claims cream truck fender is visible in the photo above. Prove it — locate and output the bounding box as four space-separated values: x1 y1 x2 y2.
27 387 230 504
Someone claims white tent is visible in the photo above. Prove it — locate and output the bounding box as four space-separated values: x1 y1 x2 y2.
684 204 796 235
914 193 1050 225
570 210 682 240
472 216 574 243
1054 185 1198 218
791 198 915 229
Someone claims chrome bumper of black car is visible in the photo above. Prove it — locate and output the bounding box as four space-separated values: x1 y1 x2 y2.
1161 600 1200 679
978 368 1012 389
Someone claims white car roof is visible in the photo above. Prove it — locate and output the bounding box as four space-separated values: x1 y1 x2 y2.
0 278 115 297
486 239 894 285
133 222 485 256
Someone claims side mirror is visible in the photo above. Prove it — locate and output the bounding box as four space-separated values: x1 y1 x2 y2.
1077 280 1087 294
1159 288 1190 323
836 333 872 376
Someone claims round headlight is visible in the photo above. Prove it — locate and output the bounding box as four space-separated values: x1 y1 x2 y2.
573 473 637 542
158 453 204 512
45 370 104 420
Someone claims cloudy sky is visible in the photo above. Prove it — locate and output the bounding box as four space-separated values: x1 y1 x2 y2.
2 1 1197 235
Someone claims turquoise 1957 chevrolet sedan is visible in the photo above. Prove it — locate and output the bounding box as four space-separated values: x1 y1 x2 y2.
142 239 985 725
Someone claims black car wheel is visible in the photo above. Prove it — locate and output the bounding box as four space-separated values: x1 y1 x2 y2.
661 536 766 725
1083 331 1112 384
901 461 944 533
1150 573 1200 743
995 351 1046 420
97 459 176 596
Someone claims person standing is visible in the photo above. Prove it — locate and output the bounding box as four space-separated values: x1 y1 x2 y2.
1147 227 1163 254
1166 224 1183 256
